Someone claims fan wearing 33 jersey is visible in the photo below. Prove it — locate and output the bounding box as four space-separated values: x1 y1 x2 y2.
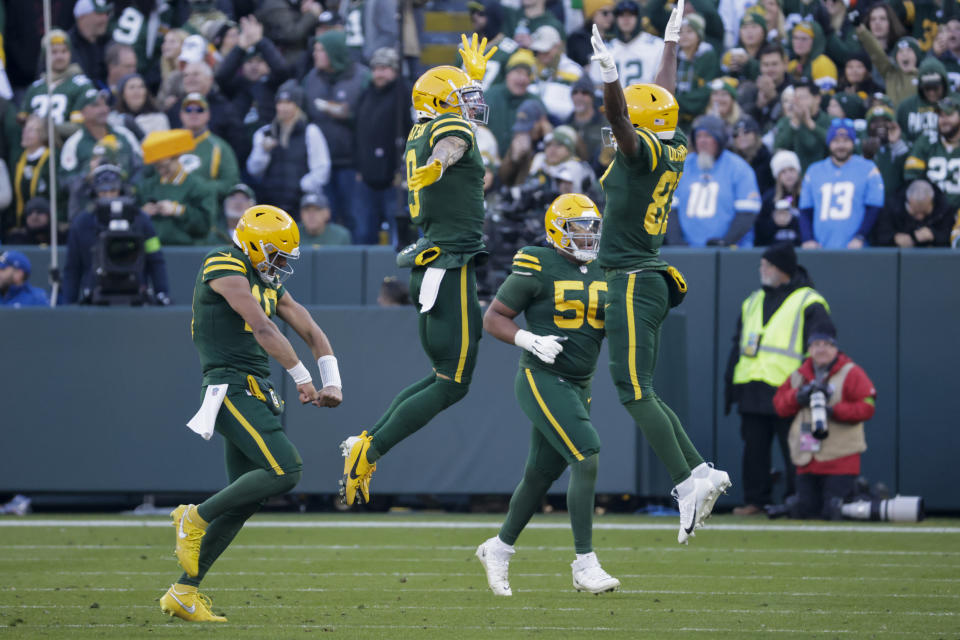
159 205 342 623
337 35 496 507
476 194 620 597
591 5 731 545
19 30 91 125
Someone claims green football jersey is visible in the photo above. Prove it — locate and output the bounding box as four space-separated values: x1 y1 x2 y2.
904 135 960 211
495 246 607 382
597 127 689 271
191 245 286 385
109 3 177 77
404 112 486 255
20 72 92 124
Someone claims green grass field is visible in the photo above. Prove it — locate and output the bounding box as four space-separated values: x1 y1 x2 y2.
1 513 958 639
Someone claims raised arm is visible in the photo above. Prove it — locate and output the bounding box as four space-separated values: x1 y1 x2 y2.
654 0 683 94
591 24 639 158
408 135 468 190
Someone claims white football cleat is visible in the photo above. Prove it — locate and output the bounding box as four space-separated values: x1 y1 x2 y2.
692 462 732 527
571 552 620 594
476 536 514 596
673 476 713 544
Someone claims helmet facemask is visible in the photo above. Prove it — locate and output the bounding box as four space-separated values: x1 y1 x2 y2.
454 85 488 125
254 241 299 285
552 215 602 262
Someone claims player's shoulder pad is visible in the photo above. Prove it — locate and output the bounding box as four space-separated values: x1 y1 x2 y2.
428 113 475 147
510 246 549 275
202 246 249 278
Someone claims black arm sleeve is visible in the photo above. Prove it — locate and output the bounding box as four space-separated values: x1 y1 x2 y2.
721 211 759 246
214 46 246 96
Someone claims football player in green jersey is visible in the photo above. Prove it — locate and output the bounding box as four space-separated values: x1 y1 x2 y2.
338 35 496 507
160 205 343 623
590 0 731 545
476 193 621 596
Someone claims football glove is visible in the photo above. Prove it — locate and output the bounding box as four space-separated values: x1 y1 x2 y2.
408 159 443 190
514 329 565 365
459 33 497 82
590 24 618 83
664 0 684 43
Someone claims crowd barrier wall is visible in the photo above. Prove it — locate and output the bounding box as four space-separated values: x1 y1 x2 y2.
4 247 959 509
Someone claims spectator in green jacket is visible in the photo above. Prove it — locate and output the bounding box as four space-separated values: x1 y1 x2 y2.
676 13 719 127
774 78 831 172
897 56 951 145
484 49 545 154
137 129 216 245
177 92 240 210
859 25 919 107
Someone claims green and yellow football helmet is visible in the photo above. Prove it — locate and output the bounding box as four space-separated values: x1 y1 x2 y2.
545 193 602 263
624 83 678 139
234 204 301 284
412 65 489 124
602 83 679 147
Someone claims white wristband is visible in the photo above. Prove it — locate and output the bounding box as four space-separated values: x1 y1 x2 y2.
317 355 342 389
514 329 537 352
286 361 312 385
599 66 619 84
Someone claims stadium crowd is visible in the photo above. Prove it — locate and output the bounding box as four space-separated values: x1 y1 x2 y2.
1 0 960 308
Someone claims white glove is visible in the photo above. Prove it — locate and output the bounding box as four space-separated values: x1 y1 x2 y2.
664 0 684 43
590 24 618 83
514 329 565 365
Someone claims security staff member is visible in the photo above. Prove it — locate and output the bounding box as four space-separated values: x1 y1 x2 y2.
724 242 832 515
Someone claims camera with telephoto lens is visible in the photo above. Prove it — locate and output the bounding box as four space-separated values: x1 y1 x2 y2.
809 390 829 440
832 495 925 522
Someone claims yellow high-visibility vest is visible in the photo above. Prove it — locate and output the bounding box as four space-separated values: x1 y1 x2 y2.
732 287 829 388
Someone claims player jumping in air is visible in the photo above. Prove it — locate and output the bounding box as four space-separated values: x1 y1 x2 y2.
338 35 496 507
591 0 731 544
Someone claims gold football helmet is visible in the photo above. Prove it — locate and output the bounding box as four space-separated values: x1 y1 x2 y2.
603 83 679 146
412 65 489 124
234 205 301 284
545 193 602 262
624 83 678 139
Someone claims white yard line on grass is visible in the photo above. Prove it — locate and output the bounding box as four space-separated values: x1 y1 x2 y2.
1 519 958 533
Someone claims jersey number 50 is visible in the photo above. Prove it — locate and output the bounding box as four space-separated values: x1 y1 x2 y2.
554 281 607 330
645 170 681 236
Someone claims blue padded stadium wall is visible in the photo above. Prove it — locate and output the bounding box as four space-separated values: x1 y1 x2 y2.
2 247 958 509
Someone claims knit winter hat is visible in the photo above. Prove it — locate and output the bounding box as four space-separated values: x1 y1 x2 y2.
807 318 837 345
762 242 798 278
826 117 857 145
769 150 801 178
683 14 706 41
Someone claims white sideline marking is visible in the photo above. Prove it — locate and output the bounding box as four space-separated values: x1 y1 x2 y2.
4 586 958 598
0 603 954 618
36 570 960 583
1 519 957 533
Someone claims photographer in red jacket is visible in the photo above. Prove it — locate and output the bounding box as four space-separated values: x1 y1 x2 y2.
772 320 877 519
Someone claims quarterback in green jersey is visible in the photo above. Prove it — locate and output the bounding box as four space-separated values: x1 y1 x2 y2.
591 2 731 545
338 35 497 507
476 193 621 596
160 205 343 623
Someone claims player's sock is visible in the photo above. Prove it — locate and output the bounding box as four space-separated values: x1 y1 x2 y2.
499 464 554 546
656 397 704 470
625 397 692 485
177 500 262 587
367 374 435 437
568 454 598 554
368 377 468 456
197 468 301 523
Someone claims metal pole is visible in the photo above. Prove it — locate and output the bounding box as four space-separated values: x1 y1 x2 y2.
43 0 60 307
